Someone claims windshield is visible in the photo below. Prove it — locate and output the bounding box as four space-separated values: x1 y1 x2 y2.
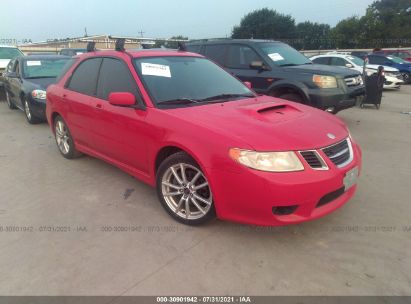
22 58 70 78
258 42 311 66
348 56 364 66
0 47 23 60
133 56 254 106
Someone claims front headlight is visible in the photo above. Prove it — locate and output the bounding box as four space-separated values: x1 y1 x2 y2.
31 89 46 100
229 149 304 172
313 75 338 89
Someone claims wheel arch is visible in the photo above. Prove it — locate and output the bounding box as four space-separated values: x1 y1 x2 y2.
268 82 310 103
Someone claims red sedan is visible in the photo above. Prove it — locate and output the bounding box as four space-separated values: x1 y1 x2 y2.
46 46 362 226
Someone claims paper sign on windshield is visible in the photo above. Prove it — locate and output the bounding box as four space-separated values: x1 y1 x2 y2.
26 61 42 66
268 53 284 62
141 63 171 78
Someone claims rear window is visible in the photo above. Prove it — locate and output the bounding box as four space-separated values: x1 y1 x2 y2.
312 57 330 65
0 47 23 60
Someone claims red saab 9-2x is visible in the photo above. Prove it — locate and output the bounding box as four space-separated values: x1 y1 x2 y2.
46 41 362 226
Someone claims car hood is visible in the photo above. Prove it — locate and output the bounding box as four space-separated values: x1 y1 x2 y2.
166 96 348 151
0 59 11 69
283 63 358 77
25 77 57 89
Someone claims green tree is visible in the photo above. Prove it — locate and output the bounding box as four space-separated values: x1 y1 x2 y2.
330 16 364 48
295 21 331 50
232 8 296 40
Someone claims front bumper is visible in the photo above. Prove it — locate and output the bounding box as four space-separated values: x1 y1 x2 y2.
28 96 47 119
209 139 362 226
308 85 365 112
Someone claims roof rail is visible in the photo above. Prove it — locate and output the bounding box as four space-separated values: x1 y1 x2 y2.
177 42 187 51
86 42 96 52
188 38 233 43
115 38 126 51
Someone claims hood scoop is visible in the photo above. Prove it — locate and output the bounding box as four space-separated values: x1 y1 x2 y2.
238 102 305 123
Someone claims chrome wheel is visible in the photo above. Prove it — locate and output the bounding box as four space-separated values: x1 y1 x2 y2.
55 120 70 155
24 100 32 120
161 163 212 220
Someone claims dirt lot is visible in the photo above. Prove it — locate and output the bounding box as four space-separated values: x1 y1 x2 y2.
0 87 410 296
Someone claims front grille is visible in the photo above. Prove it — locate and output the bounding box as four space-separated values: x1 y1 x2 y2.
345 75 363 87
300 151 327 170
322 139 352 167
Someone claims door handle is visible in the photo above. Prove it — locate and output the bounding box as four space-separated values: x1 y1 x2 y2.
96 103 103 109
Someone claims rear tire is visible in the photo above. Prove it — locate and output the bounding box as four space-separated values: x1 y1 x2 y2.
54 115 82 159
156 152 216 225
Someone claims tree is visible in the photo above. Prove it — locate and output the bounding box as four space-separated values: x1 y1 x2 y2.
330 17 364 48
232 8 296 41
294 22 331 50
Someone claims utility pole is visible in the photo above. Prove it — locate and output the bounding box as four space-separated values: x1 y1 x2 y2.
138 30 145 38
84 27 88 37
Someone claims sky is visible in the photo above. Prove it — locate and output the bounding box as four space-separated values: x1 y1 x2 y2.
2 0 375 42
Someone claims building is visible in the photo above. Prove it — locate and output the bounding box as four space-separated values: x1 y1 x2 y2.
18 34 187 54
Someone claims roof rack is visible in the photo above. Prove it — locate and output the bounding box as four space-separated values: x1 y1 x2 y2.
177 42 187 51
115 38 126 51
86 42 96 52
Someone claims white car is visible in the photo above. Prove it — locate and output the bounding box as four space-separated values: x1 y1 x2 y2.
310 53 404 89
0 45 24 87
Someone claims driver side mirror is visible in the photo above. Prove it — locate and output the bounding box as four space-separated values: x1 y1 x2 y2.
345 63 354 68
250 61 268 70
108 92 136 107
244 81 252 89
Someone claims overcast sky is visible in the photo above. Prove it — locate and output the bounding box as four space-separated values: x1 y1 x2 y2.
2 0 375 42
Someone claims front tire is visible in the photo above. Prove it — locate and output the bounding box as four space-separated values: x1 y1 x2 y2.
5 91 17 109
54 116 82 159
156 152 215 225
24 98 41 124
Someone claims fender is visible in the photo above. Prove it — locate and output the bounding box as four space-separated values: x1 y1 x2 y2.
267 80 311 104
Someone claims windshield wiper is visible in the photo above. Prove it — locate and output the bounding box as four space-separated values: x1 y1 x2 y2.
157 98 201 105
279 63 299 67
199 93 255 103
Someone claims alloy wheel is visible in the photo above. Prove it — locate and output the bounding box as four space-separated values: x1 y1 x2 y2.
24 100 32 120
161 163 212 220
55 120 71 155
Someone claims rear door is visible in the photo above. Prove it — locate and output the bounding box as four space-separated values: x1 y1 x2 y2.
64 57 102 147
225 44 273 93
91 57 149 174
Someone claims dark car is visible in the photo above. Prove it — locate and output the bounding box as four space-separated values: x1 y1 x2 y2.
350 51 369 60
59 48 87 57
367 54 411 83
186 39 365 113
4 55 71 123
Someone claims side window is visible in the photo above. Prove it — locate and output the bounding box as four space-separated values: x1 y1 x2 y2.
203 45 227 65
312 57 330 65
226 45 263 69
368 56 386 65
330 57 347 66
55 58 77 83
14 60 20 75
6 60 15 73
67 58 102 96
96 58 140 102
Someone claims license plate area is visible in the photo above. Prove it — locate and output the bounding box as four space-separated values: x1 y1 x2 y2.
344 167 358 190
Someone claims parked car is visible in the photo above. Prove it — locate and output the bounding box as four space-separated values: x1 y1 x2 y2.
59 48 87 56
186 39 365 114
350 51 369 60
367 54 411 83
4 55 70 123
0 45 24 88
375 50 411 62
46 46 362 226
310 53 404 89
